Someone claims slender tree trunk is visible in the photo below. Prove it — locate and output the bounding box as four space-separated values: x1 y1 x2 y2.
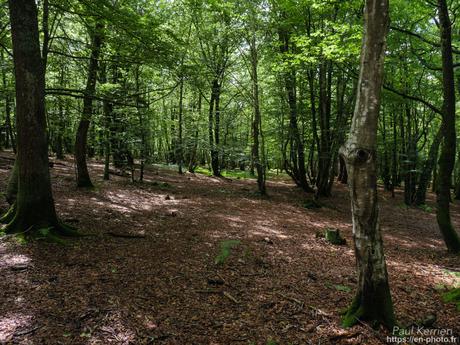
188 94 201 173
390 110 398 197
55 98 65 160
100 63 111 181
316 60 332 197
177 76 184 174
209 78 221 176
381 107 391 191
249 33 266 195
1 0 74 236
403 104 417 205
340 0 394 328
1 50 15 152
436 0 460 253
74 21 103 187
415 127 442 205
55 65 66 160
279 27 313 192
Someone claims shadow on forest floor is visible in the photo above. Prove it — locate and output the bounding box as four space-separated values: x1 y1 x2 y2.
0 152 459 344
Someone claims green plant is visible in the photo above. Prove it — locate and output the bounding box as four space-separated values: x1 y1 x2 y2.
442 288 460 311
417 204 433 213
215 240 241 265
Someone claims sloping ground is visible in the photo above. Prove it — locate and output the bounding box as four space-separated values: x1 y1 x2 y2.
0 154 458 345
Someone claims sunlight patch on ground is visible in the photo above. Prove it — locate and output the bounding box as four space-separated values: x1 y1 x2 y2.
306 220 351 231
384 233 442 250
216 215 246 229
251 222 291 239
387 260 459 289
0 253 31 271
301 240 355 257
0 313 33 343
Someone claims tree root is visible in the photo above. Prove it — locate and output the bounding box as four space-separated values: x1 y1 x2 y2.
0 203 16 224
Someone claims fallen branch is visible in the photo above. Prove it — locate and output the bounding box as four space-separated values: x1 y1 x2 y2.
14 326 41 337
106 232 146 239
276 292 303 305
223 291 240 304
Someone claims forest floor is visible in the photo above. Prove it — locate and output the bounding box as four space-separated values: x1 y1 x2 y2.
0 152 459 345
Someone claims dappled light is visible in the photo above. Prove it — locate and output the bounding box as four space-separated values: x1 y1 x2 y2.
0 313 33 343
1 0 460 342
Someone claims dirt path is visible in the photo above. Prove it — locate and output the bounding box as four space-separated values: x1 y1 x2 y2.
0 156 459 344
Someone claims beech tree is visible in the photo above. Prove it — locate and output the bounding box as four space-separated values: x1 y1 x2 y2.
0 0 75 237
340 0 395 328
435 0 460 254
74 20 104 188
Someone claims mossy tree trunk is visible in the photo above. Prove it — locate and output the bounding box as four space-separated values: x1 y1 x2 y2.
435 0 460 253
1 0 74 236
340 0 394 328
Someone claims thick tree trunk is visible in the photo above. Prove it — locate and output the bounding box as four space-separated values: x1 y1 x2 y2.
436 0 460 253
1 0 74 236
414 128 442 206
74 21 103 188
340 0 394 328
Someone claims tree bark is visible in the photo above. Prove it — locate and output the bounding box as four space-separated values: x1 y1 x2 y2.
249 33 266 195
74 21 103 187
316 61 333 197
435 0 460 253
279 27 313 193
209 78 221 176
340 0 394 328
177 76 184 174
414 128 442 206
1 0 74 236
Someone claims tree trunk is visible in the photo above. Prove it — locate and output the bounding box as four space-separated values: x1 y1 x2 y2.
414 128 442 206
381 107 391 191
435 0 460 253
1 52 15 153
249 33 266 195
74 21 103 188
279 27 313 193
316 61 333 197
403 104 417 205
209 78 221 176
1 0 74 236
177 76 184 174
188 94 201 173
340 0 394 328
